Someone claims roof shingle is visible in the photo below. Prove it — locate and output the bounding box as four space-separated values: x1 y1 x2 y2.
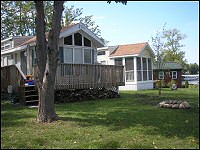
110 42 148 57
153 62 183 70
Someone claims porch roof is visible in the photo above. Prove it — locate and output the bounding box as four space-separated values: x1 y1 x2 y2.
109 42 150 57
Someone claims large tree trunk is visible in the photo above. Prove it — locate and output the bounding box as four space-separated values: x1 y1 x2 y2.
35 1 64 123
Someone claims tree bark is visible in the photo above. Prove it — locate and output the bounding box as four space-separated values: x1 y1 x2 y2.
35 1 65 123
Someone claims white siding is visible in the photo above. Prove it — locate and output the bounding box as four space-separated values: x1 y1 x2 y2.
119 81 154 91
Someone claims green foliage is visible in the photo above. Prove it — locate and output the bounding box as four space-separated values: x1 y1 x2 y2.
187 63 199 74
151 24 188 70
166 79 177 88
185 80 189 88
62 5 108 45
162 28 187 67
1 1 109 45
155 80 166 88
1 89 199 149
1 1 54 39
107 1 127 5
189 84 199 89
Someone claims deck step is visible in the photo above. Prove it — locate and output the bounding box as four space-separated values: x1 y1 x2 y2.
24 85 39 105
25 90 38 93
25 95 38 98
26 100 39 103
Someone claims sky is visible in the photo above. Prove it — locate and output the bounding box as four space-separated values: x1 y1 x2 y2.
65 1 199 65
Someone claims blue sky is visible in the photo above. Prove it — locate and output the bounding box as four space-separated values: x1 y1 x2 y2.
65 1 199 65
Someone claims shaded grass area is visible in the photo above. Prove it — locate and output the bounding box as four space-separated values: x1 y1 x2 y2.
1 88 199 149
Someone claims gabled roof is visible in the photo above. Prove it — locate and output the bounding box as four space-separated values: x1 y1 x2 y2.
109 42 153 57
153 62 183 70
18 22 104 48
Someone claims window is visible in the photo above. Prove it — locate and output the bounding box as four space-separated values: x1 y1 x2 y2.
115 58 122 66
64 48 73 63
125 57 134 82
84 49 91 64
159 71 164 79
172 71 177 79
84 37 91 47
74 48 83 64
64 35 72 45
74 32 82 46
97 51 105 55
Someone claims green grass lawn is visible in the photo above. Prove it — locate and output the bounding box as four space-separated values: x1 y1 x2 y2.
1 88 199 149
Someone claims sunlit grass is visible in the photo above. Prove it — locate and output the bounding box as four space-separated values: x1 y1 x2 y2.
1 88 199 149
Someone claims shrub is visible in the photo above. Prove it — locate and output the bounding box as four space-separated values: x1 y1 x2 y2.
154 80 169 88
189 84 199 89
185 80 189 88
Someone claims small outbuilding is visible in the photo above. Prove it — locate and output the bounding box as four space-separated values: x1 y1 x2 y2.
153 61 183 88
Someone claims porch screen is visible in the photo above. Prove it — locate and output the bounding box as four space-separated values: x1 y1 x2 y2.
142 58 147 81
148 58 152 80
125 57 134 82
137 57 142 81
115 58 122 66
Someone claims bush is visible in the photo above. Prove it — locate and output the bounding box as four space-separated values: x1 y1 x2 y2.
166 80 177 89
185 80 189 88
189 84 199 89
154 80 169 88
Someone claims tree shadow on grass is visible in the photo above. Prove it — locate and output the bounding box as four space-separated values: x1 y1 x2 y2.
58 90 199 140
59 107 199 139
1 102 37 128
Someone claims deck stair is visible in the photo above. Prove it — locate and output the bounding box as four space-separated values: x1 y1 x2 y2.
24 85 38 105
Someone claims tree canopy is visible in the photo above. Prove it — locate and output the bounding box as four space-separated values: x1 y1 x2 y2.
1 1 109 44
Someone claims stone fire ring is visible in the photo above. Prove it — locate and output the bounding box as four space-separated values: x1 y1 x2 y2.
157 100 192 109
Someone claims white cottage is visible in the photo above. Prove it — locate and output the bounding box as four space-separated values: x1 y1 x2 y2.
1 22 104 75
1 22 124 93
97 42 155 90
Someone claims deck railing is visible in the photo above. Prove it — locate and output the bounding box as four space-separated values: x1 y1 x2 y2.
54 63 125 90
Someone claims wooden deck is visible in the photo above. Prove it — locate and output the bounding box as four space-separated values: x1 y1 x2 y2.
54 63 124 90
1 63 124 104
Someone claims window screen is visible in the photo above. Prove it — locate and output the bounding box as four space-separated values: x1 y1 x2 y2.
115 58 123 66
125 57 134 71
